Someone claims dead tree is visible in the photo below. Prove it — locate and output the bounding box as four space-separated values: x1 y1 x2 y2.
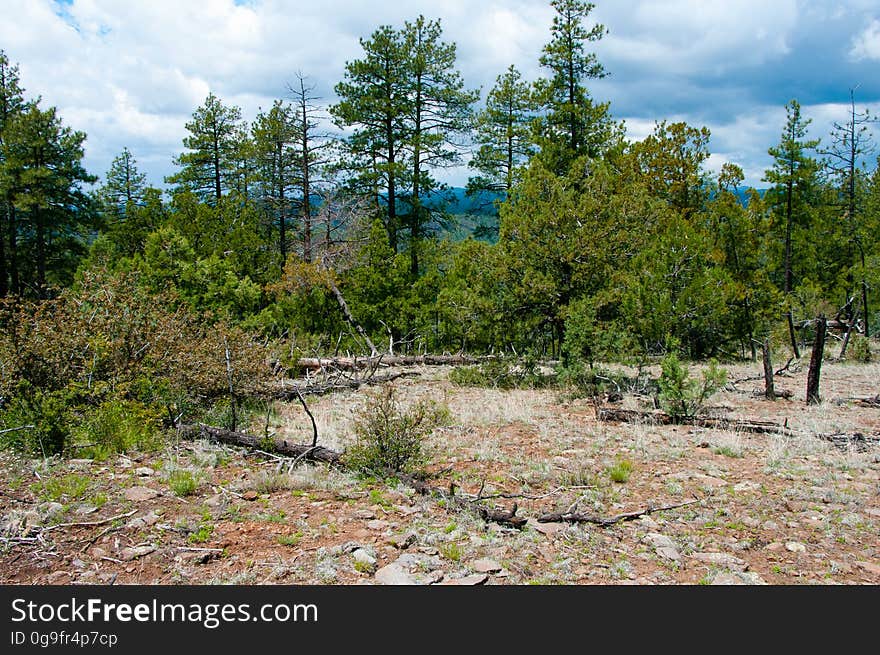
806 315 827 405
762 339 775 400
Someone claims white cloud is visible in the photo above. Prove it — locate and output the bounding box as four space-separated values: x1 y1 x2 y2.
850 19 880 60
0 0 876 191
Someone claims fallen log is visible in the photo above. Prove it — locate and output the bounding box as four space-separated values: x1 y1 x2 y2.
396 474 527 529
538 499 701 527
595 407 797 436
816 432 880 452
177 423 342 465
297 354 483 371
279 370 421 398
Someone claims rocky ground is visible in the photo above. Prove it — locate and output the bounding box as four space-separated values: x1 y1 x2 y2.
2 356 879 585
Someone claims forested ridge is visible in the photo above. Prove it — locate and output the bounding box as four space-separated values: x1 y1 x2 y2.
1 0 878 457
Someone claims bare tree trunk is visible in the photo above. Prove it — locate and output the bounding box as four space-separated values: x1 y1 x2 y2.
806 315 826 405
762 339 775 400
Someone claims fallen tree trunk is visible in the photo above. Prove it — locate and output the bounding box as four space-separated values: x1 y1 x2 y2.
297 354 484 371
177 423 342 465
595 407 797 436
279 370 421 398
538 499 701 527
816 432 880 452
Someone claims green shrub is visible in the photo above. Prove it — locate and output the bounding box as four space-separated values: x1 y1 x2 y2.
0 382 73 456
449 357 551 390
31 473 91 502
344 385 449 475
167 469 198 497
847 334 871 363
607 459 633 483
658 353 727 420
72 399 163 460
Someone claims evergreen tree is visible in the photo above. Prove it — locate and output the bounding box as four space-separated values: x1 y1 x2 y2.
99 147 147 223
401 15 478 276
0 50 26 296
332 25 412 253
167 92 244 204
0 102 97 295
763 99 820 357
468 65 536 198
532 0 619 172
253 100 299 262
820 89 876 335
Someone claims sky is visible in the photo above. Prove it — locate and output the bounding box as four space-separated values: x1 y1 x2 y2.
2 0 879 190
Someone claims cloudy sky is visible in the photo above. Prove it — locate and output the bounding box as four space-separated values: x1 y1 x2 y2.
2 0 878 189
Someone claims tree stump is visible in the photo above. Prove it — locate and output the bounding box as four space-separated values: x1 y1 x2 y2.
806 315 826 405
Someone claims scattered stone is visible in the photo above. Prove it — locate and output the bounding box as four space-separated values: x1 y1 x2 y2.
855 561 880 576
471 558 502 573
42 502 65 516
352 549 377 571
864 508 880 518
742 517 760 529
367 519 389 531
387 532 418 549
124 486 159 502
75 505 99 515
426 570 445 584
241 490 259 501
830 561 852 574
417 546 438 555
764 542 785 552
395 504 420 516
72 559 86 569
126 511 160 530
175 550 217 565
785 542 807 553
135 467 155 477
639 516 660 530
355 509 376 520
438 574 488 586
762 520 779 531
532 520 564 536
374 563 418 585
204 494 224 507
120 545 156 561
68 459 93 467
733 481 759 492
644 533 677 550
711 571 767 585
656 547 681 563
46 571 69 584
690 552 749 571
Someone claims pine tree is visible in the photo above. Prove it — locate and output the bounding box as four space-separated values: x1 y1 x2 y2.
532 0 619 171
332 25 412 253
820 89 876 336
468 65 536 198
763 99 820 357
253 100 298 262
0 50 26 296
167 92 244 204
1 102 97 295
401 15 478 276
99 147 147 223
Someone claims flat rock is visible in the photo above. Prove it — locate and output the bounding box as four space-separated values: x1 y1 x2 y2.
534 521 564 536
764 542 785 552
120 545 156 561
355 509 376 520
438 574 488 586
471 558 502 573
175 550 217 565
644 533 677 550
366 519 389 531
46 571 70 584
785 542 807 553
374 563 418 585
126 511 161 530
711 571 767 585
124 486 159 502
690 552 749 571
135 467 155 477
241 490 259 501
656 546 681 562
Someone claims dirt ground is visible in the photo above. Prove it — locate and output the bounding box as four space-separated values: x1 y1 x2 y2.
2 355 879 585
